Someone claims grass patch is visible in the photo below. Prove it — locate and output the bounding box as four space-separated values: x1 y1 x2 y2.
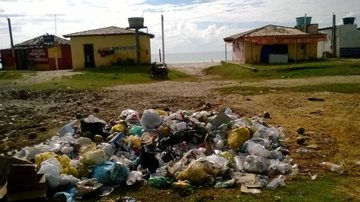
1 65 190 90
217 83 360 95
95 176 347 202
204 59 360 81
0 70 34 80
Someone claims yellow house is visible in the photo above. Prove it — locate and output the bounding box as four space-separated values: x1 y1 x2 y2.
63 26 154 68
224 25 326 64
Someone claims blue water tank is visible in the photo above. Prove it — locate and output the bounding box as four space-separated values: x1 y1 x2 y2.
343 17 355 25
296 16 312 27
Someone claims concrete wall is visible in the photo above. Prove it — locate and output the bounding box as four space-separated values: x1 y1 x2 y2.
69 34 152 69
317 24 360 57
338 24 360 48
317 29 333 58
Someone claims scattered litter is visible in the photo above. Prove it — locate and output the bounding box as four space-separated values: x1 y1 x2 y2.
308 172 318 181
4 108 297 200
320 162 344 174
241 184 262 194
266 175 286 190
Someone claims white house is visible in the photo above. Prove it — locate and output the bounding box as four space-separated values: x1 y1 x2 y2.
318 17 360 58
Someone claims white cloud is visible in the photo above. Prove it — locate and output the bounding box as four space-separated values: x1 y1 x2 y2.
1 0 360 53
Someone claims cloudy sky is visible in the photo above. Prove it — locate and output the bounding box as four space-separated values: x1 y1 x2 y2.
0 0 359 53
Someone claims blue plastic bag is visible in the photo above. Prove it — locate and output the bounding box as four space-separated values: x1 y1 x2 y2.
92 161 129 185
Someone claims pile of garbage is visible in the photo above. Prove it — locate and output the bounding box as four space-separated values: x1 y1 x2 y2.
8 108 299 200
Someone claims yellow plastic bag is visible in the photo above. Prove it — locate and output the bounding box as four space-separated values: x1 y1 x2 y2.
155 109 168 116
112 123 126 132
176 160 219 185
124 135 141 149
35 152 57 166
227 127 250 149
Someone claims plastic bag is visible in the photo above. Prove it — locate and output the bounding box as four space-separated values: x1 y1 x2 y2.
82 149 107 165
111 123 126 132
268 160 292 175
214 179 236 188
266 175 286 190
234 155 246 172
243 155 270 174
35 152 57 166
201 154 229 172
141 109 163 131
77 137 92 146
76 178 103 197
124 135 142 149
148 176 171 188
126 171 143 185
129 125 144 136
125 111 140 124
247 141 271 158
61 145 74 155
38 158 62 189
227 127 250 149
60 174 80 187
92 161 129 185
59 120 77 137
96 143 115 158
177 160 218 186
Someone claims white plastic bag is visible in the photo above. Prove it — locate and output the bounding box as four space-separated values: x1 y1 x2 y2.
38 158 62 189
60 174 80 187
126 171 142 185
97 143 115 158
141 109 163 130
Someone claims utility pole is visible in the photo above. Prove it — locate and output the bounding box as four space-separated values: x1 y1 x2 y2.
46 14 64 35
332 13 337 57
304 13 307 32
7 18 14 48
161 15 165 67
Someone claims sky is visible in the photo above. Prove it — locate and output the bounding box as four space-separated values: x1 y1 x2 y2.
0 0 360 53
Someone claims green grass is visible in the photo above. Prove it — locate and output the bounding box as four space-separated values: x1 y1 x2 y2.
217 83 360 95
96 175 349 202
204 59 360 81
0 65 190 90
0 70 34 80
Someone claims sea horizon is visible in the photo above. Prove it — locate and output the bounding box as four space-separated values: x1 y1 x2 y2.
151 51 232 64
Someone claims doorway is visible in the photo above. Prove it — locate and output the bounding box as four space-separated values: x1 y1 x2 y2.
260 45 288 63
84 44 95 68
15 49 28 70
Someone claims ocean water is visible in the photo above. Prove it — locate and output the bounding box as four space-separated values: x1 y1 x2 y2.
152 51 232 64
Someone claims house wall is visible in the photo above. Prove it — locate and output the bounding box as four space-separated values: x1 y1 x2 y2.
47 45 72 70
244 41 262 63
318 24 360 58
69 34 152 69
0 49 16 69
288 42 318 61
240 41 318 64
317 29 333 58
0 45 72 70
231 39 245 63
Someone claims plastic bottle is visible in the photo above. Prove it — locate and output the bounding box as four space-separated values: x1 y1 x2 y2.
321 162 344 174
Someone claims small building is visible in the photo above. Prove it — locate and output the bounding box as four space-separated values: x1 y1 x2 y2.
317 17 360 58
224 24 326 64
0 34 72 70
63 26 154 69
